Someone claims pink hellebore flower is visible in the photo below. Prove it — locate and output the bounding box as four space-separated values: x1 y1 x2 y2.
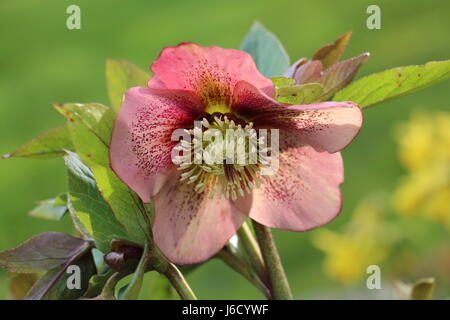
110 43 362 265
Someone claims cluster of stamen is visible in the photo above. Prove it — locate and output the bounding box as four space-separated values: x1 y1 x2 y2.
173 112 272 200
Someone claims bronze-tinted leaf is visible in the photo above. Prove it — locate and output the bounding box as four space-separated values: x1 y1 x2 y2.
25 249 96 300
283 58 307 78
318 53 370 99
313 31 352 69
410 278 435 300
294 60 323 85
0 232 89 273
8 273 39 300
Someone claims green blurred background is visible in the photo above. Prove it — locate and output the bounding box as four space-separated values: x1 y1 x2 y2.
0 0 449 299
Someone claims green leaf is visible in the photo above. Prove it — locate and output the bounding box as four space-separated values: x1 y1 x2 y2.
67 199 94 241
54 102 113 145
26 248 96 300
58 103 151 246
29 193 68 221
271 76 295 87
82 267 115 299
95 272 124 300
272 77 323 104
145 272 178 300
65 151 128 253
277 83 324 104
118 272 178 300
106 59 150 111
313 31 352 69
120 244 150 300
333 60 450 108
2 125 73 159
0 232 89 273
241 22 290 77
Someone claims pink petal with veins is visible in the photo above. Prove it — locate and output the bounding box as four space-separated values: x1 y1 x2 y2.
149 42 274 106
110 87 200 202
249 133 344 231
232 81 362 153
153 169 250 265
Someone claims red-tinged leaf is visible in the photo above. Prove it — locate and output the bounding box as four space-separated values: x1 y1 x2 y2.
8 273 39 300
0 232 89 273
318 53 370 99
294 60 323 84
25 249 96 300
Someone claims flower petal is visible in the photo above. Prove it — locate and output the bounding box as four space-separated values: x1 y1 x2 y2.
232 81 362 153
110 87 200 202
249 134 344 231
149 43 274 107
153 170 249 265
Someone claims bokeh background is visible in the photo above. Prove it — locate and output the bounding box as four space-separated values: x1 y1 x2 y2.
0 0 449 299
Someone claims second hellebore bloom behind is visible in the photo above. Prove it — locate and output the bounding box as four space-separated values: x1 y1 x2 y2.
110 43 362 264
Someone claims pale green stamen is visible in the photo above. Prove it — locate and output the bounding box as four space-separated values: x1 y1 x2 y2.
174 114 270 199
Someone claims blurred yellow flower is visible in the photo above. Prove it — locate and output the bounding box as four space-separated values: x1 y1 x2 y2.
312 198 391 283
394 110 450 229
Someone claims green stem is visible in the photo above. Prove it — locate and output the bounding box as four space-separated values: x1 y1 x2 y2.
100 272 126 299
121 244 151 300
83 267 116 298
237 221 267 282
148 247 197 300
252 220 293 300
164 263 197 300
217 248 271 299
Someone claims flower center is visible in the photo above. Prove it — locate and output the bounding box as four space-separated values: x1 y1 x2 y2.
173 112 272 200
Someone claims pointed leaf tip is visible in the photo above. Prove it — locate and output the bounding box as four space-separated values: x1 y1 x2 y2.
313 31 353 69
105 59 150 111
334 59 450 108
0 232 89 273
3 126 73 159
